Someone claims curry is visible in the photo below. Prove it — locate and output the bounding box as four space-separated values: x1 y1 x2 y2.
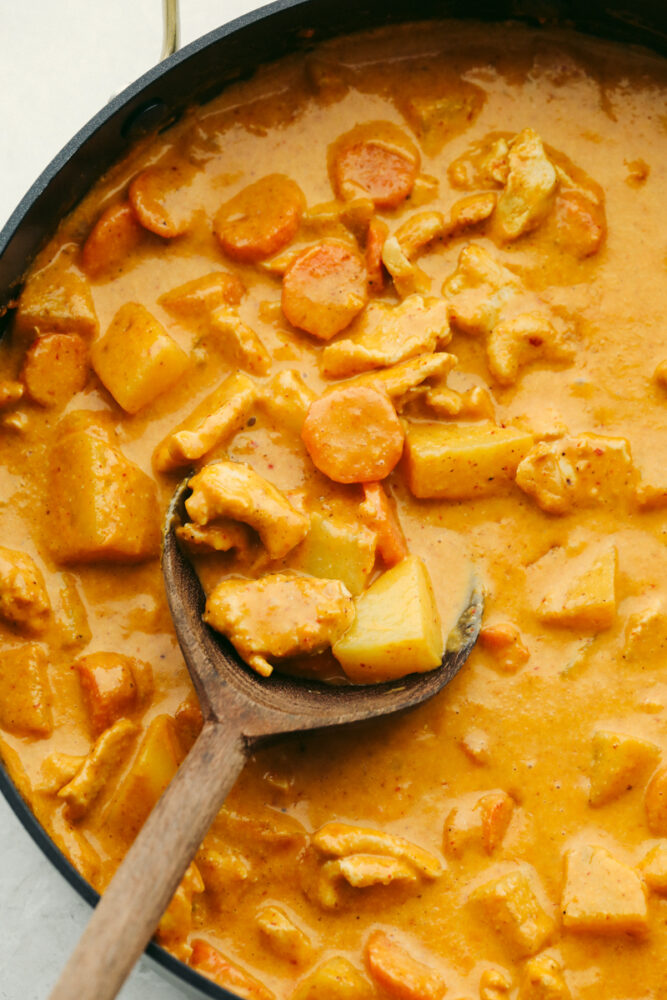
0 19 666 1000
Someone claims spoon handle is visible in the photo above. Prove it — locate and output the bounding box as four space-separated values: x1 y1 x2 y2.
49 719 248 1000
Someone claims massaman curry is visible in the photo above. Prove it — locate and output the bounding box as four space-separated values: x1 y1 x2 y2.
0 18 666 1000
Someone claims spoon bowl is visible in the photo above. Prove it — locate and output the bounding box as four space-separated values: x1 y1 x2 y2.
49 476 482 1000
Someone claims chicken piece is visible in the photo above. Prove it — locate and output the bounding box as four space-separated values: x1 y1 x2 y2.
394 211 447 259
519 954 571 1000
365 930 447 1000
176 520 253 556
153 372 257 472
0 644 52 737
471 866 555 957
516 434 636 514
205 306 270 375
15 248 98 339
448 192 497 234
317 856 419 908
156 863 205 962
37 752 86 794
256 906 314 965
402 85 486 155
479 623 530 674
588 730 660 807
486 312 574 385
443 244 521 336
20 333 89 407
0 380 24 410
0 546 50 634
196 845 250 900
448 135 510 190
381 235 431 298
260 370 316 435
159 271 246 321
347 353 457 409
365 215 389 291
290 957 374 1000
528 543 617 632
639 842 667 893
320 295 450 379
622 599 667 662
58 718 138 821
74 652 153 736
190 939 275 1000
204 573 355 677
480 968 512 1000
423 383 495 421
186 461 310 560
561 845 648 935
496 129 558 240
313 822 442 878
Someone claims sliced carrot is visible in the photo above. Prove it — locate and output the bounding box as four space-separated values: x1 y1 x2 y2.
365 930 447 1000
159 271 246 319
129 164 194 238
21 333 89 407
190 940 275 1000
81 202 143 278
331 122 420 209
553 188 606 258
302 384 404 484
365 217 388 292
214 174 305 263
360 482 408 567
282 239 367 340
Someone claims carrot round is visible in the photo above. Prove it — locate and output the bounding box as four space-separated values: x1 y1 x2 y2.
214 174 305 263
129 165 194 238
301 384 404 483
360 482 409 567
331 122 420 209
282 239 368 340
81 202 143 278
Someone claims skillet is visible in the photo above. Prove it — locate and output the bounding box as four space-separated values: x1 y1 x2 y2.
0 0 666 996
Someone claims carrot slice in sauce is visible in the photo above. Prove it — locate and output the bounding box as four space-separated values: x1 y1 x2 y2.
129 165 194 238
360 482 409 567
365 217 389 292
190 940 274 1000
214 174 305 263
81 202 143 278
282 239 368 340
331 122 420 209
302 384 404 484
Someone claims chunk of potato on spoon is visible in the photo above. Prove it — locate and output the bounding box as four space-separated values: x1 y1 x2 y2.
49 478 482 1000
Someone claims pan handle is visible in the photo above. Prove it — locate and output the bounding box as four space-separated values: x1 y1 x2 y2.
161 0 180 60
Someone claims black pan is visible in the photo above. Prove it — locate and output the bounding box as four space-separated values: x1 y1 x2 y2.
0 1 666 996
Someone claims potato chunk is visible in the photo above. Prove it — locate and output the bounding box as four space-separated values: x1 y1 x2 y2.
404 421 533 500
204 573 355 677
74 652 153 736
639 842 667 893
365 930 447 1000
91 302 189 413
644 766 667 835
529 544 617 631
588 730 660 807
20 333 89 407
291 957 374 1000
256 906 314 965
332 555 443 683
46 420 160 564
58 718 138 821
153 372 257 472
15 250 98 339
320 295 450 378
0 546 50 633
561 845 648 935
471 866 555 957
186 461 310 560
293 512 376 596
0 644 52 737
495 129 558 240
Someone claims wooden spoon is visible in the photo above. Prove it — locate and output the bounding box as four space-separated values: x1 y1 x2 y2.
50 478 483 1000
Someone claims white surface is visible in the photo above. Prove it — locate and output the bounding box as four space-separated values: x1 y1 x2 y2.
0 3 274 997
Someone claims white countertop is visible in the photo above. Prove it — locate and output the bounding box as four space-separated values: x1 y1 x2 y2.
0 3 271 997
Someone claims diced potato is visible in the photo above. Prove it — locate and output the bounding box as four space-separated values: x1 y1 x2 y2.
156 862 204 963
588 730 660 807
104 714 182 837
260 370 316 434
256 906 314 965
292 512 376 596
204 572 355 677
365 929 447 1000
623 599 667 662
190 939 275 1000
320 295 450 378
205 306 270 376
291 957 374 1000
0 644 52 737
159 271 246 319
46 421 160 564
58 718 138 821
644 766 667 835
639 841 667 893
15 250 98 339
332 555 443 683
74 652 153 735
153 372 257 472
404 422 533 500
186 461 310 561
91 302 190 413
519 954 571 1000
0 546 50 633
471 866 555 957
495 129 558 240
561 845 648 935
197 845 250 898
530 544 617 631
20 333 89 407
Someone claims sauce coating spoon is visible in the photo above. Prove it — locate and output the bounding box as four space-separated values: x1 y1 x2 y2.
50 477 483 1000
